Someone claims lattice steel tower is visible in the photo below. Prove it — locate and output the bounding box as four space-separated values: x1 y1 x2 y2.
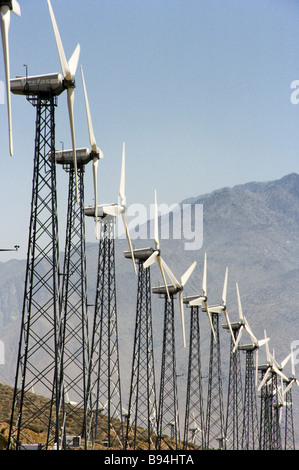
124 248 158 450
55 147 99 449
259 366 282 450
86 216 124 449
240 345 260 449
223 322 243 450
205 312 225 449
205 268 232 450
283 380 296 450
8 91 63 450
152 288 181 450
182 298 205 450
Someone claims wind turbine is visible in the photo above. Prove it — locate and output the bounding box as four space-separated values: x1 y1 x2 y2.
47 0 80 203
143 190 173 299
284 347 299 395
189 253 216 342
283 346 299 450
161 260 197 349
0 0 21 156
233 283 269 384
85 142 136 275
258 333 290 392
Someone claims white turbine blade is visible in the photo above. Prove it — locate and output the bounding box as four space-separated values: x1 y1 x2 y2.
236 282 244 322
143 250 158 269
206 306 217 343
264 330 271 362
224 310 236 345
181 261 197 287
160 257 180 288
121 211 137 275
92 157 98 239
244 316 258 344
47 0 70 79
232 325 244 353
291 347 295 377
179 290 186 348
157 256 170 301
257 336 270 348
68 43 80 79
272 364 288 383
1 6 13 155
80 66 97 151
284 380 294 396
119 143 125 206
258 367 271 391
202 252 207 297
222 267 228 305
281 351 292 370
12 1 21 17
67 87 79 203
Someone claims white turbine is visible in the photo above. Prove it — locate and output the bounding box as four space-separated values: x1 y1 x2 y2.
80 65 103 239
189 253 217 342
85 143 136 275
258 332 290 392
233 284 269 383
0 0 21 156
143 190 175 300
47 0 80 203
161 260 197 348
284 346 299 395
206 267 235 344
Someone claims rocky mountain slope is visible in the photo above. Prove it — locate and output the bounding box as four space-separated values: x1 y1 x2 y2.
1 172 299 448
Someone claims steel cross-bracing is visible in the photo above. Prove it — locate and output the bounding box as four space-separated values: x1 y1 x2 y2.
153 292 181 450
8 94 63 450
259 367 281 450
124 248 158 450
86 216 124 449
58 164 90 450
183 303 205 450
283 384 296 450
240 347 260 449
223 324 243 450
205 312 225 450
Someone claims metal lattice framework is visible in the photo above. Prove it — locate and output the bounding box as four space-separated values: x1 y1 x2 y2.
183 303 205 450
240 347 259 449
259 368 281 450
8 95 63 450
87 216 124 449
224 325 243 450
283 385 296 450
205 312 225 450
154 293 181 450
59 165 90 449
124 249 158 450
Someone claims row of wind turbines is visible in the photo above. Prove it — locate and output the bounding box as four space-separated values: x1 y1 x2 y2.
1 0 298 451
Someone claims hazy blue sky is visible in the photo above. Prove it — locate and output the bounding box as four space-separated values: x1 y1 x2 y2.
1 0 299 261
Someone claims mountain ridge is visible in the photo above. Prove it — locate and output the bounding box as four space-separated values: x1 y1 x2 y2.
1 172 299 448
